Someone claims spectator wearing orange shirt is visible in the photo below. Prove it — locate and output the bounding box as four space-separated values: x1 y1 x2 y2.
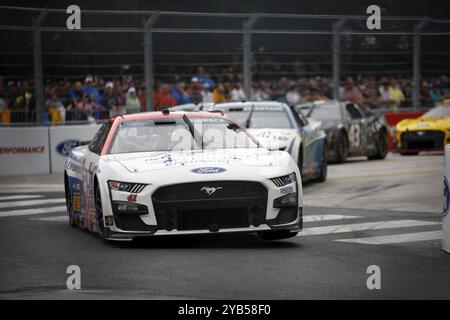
153 84 176 111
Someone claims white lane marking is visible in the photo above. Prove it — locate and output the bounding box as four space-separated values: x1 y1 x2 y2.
303 214 361 223
0 206 67 218
31 215 68 222
0 195 43 201
335 231 442 245
0 198 65 209
301 220 440 236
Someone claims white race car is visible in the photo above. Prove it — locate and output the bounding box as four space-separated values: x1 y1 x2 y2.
211 102 327 183
64 110 303 242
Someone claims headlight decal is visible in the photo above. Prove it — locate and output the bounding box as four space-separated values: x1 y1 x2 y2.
270 172 297 187
108 180 146 193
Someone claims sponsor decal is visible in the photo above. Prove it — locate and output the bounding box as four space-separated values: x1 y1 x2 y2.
444 177 449 218
105 216 114 226
127 194 137 202
201 186 223 195
72 193 81 213
191 167 226 174
0 146 45 154
280 185 294 194
57 140 81 156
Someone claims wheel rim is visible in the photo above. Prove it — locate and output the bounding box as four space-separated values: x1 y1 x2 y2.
95 184 104 235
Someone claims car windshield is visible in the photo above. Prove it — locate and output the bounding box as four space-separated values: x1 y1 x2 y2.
226 107 293 129
422 105 450 118
309 103 342 120
109 116 258 154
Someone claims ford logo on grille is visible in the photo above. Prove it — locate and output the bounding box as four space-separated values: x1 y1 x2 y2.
191 167 226 174
56 140 81 156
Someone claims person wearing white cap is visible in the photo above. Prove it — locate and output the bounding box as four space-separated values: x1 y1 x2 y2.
125 87 141 114
102 81 122 116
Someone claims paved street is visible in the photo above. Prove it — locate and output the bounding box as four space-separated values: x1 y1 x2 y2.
0 153 448 299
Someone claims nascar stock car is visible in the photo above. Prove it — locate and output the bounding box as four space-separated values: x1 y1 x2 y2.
204 101 328 183
296 100 388 163
395 104 450 155
64 110 303 242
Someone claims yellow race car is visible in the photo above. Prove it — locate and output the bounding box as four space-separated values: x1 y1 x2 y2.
395 104 450 155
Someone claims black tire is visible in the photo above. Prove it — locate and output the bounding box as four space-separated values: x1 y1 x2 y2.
94 180 108 242
334 131 348 163
64 174 77 228
368 129 388 160
297 145 303 177
316 144 327 182
400 151 419 156
258 230 299 240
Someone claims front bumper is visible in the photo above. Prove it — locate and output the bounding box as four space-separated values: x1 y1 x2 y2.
104 212 302 241
396 129 446 152
104 179 302 241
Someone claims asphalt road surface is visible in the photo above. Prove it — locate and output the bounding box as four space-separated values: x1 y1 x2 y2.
0 153 448 299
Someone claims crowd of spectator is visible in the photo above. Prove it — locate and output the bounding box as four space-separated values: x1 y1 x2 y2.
1 66 450 124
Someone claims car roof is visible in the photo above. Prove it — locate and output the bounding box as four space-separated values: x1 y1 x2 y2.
111 110 226 122
170 102 216 112
212 101 289 111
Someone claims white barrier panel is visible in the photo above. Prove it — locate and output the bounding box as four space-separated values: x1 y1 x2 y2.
443 145 450 253
49 124 101 173
0 127 50 176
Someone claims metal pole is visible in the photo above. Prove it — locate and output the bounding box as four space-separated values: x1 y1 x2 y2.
332 19 345 101
243 14 259 100
143 11 159 112
32 9 47 124
412 18 428 111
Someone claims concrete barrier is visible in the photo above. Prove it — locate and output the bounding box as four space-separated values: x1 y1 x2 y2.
0 127 50 176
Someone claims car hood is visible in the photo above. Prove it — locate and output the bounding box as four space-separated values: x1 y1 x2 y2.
102 148 289 173
396 117 450 131
247 128 298 150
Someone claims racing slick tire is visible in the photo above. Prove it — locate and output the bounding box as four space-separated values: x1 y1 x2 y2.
400 151 420 156
368 129 388 160
94 180 110 243
316 145 327 182
257 230 299 241
64 174 77 228
297 145 303 176
334 131 348 163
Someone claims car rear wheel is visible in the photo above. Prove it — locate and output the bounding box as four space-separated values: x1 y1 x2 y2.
335 131 348 163
316 145 327 182
64 175 77 228
400 151 419 156
258 230 299 240
368 130 388 160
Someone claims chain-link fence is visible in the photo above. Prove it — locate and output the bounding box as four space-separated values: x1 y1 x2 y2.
1 6 450 125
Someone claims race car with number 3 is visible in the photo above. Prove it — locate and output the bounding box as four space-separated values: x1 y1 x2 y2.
64 110 303 242
296 100 388 163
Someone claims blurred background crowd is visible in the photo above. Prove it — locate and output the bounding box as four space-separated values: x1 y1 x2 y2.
1 66 450 124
